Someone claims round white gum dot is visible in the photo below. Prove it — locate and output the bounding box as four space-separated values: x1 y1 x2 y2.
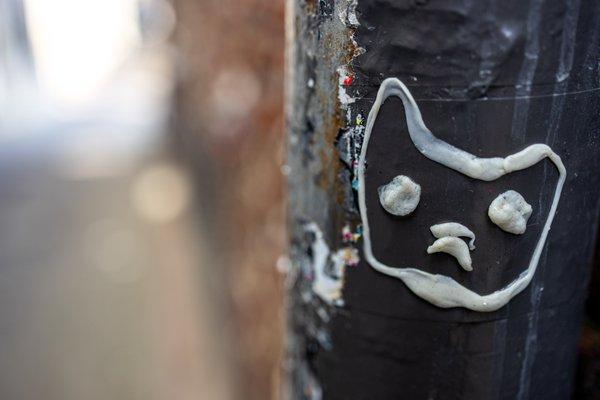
488 190 533 235
378 175 421 216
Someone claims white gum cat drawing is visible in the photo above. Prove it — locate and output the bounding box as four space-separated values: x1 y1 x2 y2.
357 78 566 312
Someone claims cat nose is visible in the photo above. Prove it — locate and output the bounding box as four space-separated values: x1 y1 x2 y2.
426 222 476 271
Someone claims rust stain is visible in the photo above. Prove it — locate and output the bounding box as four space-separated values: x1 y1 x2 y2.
321 15 361 213
305 0 317 15
312 4 363 216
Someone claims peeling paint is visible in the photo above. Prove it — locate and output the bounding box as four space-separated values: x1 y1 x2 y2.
300 361 323 400
285 0 366 396
342 224 361 243
337 66 356 107
304 222 359 306
338 0 360 28
332 247 360 267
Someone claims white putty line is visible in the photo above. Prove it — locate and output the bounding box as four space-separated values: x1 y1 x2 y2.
430 222 476 250
357 78 566 312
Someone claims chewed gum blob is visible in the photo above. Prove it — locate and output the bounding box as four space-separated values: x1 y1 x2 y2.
488 190 533 234
378 175 421 216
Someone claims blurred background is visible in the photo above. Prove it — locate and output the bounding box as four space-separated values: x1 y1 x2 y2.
0 0 599 399
0 0 284 399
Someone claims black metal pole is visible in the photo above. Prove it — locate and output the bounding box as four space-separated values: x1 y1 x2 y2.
286 1 600 399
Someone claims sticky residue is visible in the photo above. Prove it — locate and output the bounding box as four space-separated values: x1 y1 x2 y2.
343 75 355 86
337 66 356 106
332 247 360 267
305 223 343 305
430 222 476 250
427 237 473 272
342 224 362 243
299 361 323 400
338 0 360 28
357 78 566 312
336 0 365 194
338 109 366 197
378 175 421 216
488 190 533 234
304 223 360 306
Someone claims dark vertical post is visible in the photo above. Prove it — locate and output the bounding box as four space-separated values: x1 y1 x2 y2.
286 1 600 399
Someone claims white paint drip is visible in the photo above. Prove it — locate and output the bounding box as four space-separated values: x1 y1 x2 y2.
357 78 566 312
430 222 476 250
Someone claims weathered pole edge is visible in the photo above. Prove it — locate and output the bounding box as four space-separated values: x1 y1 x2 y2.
284 0 361 398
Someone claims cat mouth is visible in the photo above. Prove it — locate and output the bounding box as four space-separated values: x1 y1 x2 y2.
426 222 475 272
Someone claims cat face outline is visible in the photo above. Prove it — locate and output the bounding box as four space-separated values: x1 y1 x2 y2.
357 78 566 312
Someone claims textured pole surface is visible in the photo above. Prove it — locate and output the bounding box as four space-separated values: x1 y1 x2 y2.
286 1 600 399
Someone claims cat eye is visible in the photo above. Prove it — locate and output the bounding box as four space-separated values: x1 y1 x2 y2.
488 190 532 234
377 175 421 216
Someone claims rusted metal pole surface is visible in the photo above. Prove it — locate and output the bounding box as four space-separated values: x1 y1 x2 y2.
285 1 600 399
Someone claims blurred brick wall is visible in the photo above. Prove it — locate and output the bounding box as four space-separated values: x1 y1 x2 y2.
171 0 285 399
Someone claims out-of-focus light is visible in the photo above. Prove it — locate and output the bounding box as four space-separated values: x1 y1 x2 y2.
130 163 193 224
209 67 261 137
24 0 141 108
85 218 146 283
